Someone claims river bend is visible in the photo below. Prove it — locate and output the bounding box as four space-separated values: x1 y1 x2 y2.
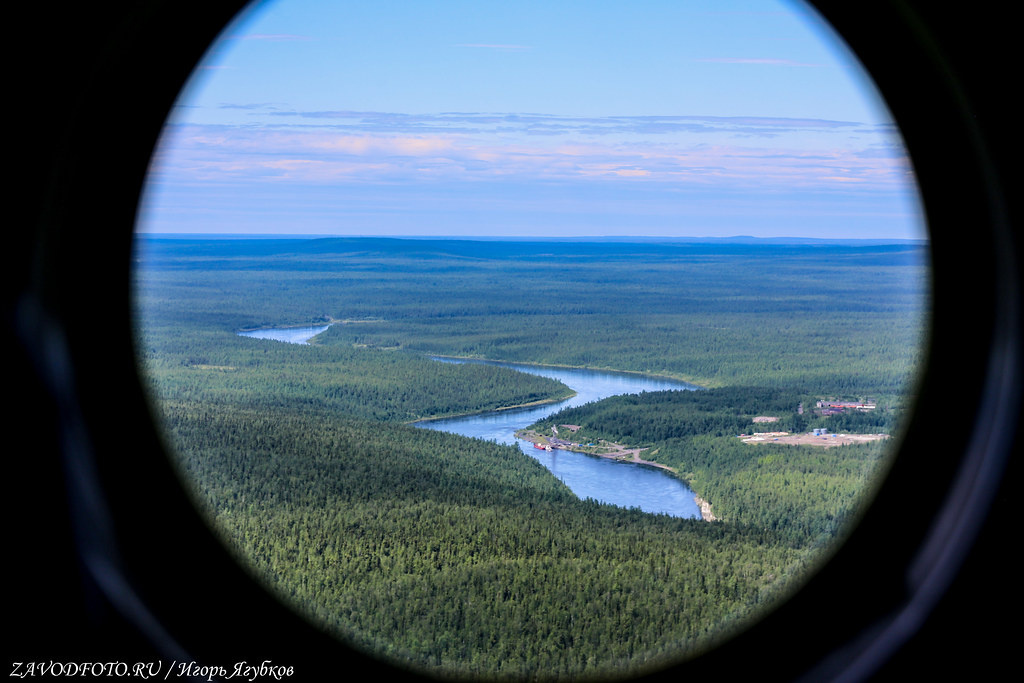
238 325 701 518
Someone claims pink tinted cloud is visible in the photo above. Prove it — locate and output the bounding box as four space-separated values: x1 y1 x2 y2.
152 122 912 193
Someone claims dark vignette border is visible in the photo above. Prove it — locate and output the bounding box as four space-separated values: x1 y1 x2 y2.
9 1 1019 680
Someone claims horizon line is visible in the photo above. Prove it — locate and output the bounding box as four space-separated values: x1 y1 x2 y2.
137 232 928 245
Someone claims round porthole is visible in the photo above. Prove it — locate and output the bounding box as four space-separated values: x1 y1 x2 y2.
11 1 1018 681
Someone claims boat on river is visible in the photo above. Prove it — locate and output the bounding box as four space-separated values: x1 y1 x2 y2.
534 443 553 451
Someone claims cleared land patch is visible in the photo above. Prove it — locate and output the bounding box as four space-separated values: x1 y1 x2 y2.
740 432 889 447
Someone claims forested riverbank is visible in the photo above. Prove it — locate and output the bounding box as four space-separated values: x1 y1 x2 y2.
523 386 899 544
134 236 926 680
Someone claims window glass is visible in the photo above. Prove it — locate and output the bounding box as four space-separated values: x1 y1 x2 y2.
134 1 928 679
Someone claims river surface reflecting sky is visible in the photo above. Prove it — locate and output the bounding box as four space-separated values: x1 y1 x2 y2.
419 358 702 519
237 326 702 519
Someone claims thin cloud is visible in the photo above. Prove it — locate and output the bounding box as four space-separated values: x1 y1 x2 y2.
259 110 866 138
219 103 281 110
239 33 315 41
150 120 913 195
455 43 532 50
697 57 822 67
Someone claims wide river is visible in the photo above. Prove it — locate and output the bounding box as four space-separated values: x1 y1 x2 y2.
239 325 702 518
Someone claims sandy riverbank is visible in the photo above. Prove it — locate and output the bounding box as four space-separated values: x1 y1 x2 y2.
694 495 717 522
516 429 667 466
517 429 718 521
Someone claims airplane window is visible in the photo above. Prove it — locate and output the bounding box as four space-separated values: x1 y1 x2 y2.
129 1 932 680
16 1 1018 683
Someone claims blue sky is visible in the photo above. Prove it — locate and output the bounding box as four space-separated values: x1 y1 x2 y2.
137 0 926 240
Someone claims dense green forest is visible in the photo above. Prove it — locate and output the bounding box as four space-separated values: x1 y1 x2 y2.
144 334 573 424
525 386 896 547
161 401 802 679
134 236 927 681
136 237 927 393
